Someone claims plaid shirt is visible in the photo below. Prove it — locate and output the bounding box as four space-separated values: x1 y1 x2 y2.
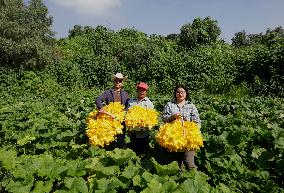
162 101 201 125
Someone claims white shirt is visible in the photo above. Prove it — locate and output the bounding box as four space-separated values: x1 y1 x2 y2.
127 97 154 109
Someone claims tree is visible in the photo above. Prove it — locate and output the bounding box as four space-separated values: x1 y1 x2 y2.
231 30 248 47
68 25 96 38
232 26 284 47
166 33 179 41
0 0 54 69
179 17 221 49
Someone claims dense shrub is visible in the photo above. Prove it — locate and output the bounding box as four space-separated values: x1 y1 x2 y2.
235 43 284 96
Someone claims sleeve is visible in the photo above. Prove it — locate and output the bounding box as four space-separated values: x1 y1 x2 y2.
122 90 129 106
190 104 201 126
148 100 154 109
125 98 131 110
161 102 172 123
95 90 108 110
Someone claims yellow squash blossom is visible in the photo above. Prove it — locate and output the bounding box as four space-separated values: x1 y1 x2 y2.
86 102 125 147
156 120 204 152
87 102 125 123
125 106 159 131
86 118 123 147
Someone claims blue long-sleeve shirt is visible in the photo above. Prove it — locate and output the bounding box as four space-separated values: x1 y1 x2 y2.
95 89 129 109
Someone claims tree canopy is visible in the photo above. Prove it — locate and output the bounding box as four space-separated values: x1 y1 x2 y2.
179 17 221 49
0 0 54 69
232 26 284 47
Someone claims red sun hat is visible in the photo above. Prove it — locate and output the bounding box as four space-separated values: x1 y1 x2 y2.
137 82 149 90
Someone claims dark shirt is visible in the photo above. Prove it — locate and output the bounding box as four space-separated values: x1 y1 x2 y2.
95 89 129 109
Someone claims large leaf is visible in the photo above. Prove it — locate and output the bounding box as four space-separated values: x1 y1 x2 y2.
32 180 54 193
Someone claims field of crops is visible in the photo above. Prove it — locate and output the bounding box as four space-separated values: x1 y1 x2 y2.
1 73 283 193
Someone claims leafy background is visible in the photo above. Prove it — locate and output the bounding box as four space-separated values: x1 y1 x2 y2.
0 0 284 192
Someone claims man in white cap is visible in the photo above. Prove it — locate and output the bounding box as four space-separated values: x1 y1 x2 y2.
95 73 129 148
96 73 129 110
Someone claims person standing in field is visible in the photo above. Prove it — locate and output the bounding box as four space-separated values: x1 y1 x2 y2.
95 73 129 148
162 84 201 170
126 82 154 155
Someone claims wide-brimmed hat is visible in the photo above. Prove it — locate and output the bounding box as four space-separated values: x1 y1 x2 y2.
112 73 127 81
137 82 149 90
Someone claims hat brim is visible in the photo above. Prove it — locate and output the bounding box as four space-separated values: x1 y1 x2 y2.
111 75 127 81
137 86 148 90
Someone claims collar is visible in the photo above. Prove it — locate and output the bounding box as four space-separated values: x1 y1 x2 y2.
111 89 124 93
135 97 149 102
173 100 191 105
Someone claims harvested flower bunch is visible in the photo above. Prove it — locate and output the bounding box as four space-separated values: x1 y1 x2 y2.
87 102 125 123
156 120 204 152
86 118 123 147
86 102 125 147
125 106 158 131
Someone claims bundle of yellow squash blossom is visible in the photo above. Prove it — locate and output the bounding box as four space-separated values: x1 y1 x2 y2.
125 106 159 131
87 102 125 123
86 102 125 147
156 120 204 152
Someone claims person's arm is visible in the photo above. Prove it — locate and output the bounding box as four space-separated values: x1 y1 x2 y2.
95 90 108 110
162 103 173 123
122 90 129 106
190 104 201 126
147 100 154 109
125 98 130 110
162 102 181 123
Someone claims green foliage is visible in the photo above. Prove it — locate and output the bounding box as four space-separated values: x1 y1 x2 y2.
183 43 236 93
55 25 237 95
1 72 284 192
195 94 284 192
232 26 284 47
54 21 284 98
0 0 54 69
68 25 96 38
231 30 247 47
235 43 284 96
180 17 221 49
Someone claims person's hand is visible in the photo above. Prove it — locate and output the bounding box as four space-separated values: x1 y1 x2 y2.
98 109 106 114
171 114 182 121
175 114 182 120
99 109 116 119
109 114 115 119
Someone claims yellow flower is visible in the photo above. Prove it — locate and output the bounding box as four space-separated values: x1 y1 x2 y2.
86 102 125 147
156 120 204 152
125 106 159 131
94 102 126 122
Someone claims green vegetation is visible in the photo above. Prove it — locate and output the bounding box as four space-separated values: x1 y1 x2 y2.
1 0 284 192
0 0 54 69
